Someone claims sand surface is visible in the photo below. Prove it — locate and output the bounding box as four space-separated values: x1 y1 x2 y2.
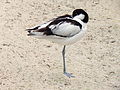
0 0 120 90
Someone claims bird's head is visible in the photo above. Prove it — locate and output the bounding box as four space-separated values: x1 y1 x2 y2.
72 9 89 23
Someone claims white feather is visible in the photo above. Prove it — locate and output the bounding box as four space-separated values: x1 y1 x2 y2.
28 12 88 45
51 22 80 37
48 24 87 45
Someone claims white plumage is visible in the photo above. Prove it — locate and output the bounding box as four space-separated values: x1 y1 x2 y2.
27 9 89 77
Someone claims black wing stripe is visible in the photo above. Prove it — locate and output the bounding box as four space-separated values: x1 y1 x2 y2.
28 18 82 37
48 19 82 29
37 27 67 37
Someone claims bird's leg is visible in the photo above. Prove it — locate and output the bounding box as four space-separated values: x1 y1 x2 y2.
62 45 66 73
62 45 75 78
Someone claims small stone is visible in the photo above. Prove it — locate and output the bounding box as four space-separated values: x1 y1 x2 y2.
111 41 116 43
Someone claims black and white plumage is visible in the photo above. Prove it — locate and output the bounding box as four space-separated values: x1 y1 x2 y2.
27 9 89 77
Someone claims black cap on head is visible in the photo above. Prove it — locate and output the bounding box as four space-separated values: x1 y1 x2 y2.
72 9 89 23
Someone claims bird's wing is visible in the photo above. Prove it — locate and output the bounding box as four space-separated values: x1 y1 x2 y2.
48 19 82 37
27 14 72 31
27 18 82 38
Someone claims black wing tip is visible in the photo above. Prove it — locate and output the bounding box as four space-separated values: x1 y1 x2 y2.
26 29 35 36
25 29 32 33
25 26 40 31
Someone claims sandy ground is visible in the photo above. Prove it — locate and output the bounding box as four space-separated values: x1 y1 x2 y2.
0 0 120 90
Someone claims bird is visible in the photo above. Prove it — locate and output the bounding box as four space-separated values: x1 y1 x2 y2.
26 9 89 78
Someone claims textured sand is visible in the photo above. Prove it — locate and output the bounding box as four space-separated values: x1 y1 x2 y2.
0 0 120 90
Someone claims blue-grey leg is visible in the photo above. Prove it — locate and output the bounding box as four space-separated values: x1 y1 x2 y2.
62 45 75 78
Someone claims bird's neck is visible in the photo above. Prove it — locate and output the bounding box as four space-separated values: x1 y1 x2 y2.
73 17 83 24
